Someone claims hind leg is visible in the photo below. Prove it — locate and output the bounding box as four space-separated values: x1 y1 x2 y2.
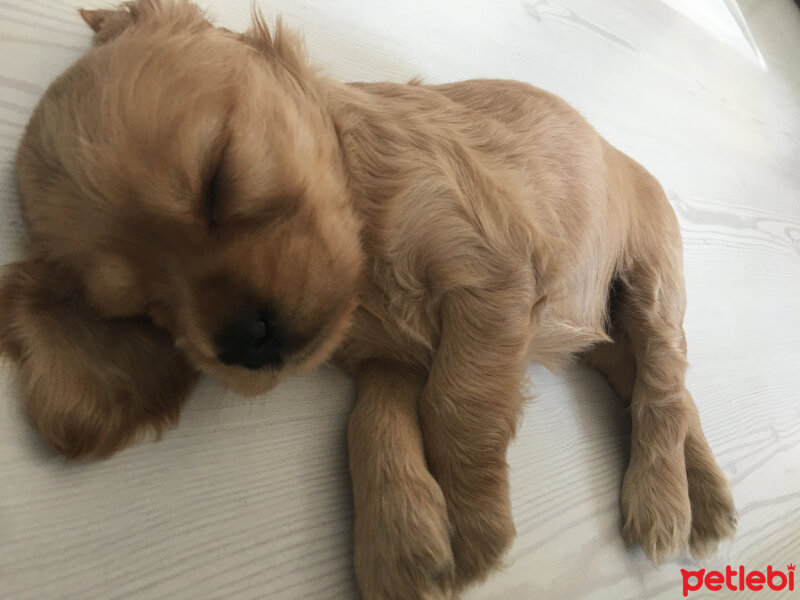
582 314 636 402
585 275 735 562
584 292 693 564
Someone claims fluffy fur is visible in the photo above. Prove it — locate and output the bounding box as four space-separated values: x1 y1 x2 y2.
0 1 736 597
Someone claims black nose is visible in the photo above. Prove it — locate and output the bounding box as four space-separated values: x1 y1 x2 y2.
214 310 283 370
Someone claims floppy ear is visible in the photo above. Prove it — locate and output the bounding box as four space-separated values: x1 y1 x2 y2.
79 5 139 45
79 0 211 46
0 258 198 459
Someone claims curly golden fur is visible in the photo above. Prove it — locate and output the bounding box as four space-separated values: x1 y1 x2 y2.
0 1 736 597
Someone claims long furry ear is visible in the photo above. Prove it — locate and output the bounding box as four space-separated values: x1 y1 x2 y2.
79 0 210 46
79 4 141 45
0 258 198 459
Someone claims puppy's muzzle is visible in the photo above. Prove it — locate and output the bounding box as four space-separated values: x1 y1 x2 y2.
214 309 283 370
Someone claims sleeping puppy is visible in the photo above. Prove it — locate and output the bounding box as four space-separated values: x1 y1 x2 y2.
0 1 736 597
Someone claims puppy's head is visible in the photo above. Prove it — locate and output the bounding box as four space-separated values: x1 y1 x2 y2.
12 0 363 395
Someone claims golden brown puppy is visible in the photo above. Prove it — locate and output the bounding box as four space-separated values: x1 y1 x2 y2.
0 1 736 598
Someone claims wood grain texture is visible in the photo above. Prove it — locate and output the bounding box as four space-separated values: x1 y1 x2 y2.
1 1 799 598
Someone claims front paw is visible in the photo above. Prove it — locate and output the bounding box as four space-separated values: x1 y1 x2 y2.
621 457 692 564
354 472 454 600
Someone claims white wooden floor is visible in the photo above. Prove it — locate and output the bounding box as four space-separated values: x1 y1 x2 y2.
2 1 799 598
